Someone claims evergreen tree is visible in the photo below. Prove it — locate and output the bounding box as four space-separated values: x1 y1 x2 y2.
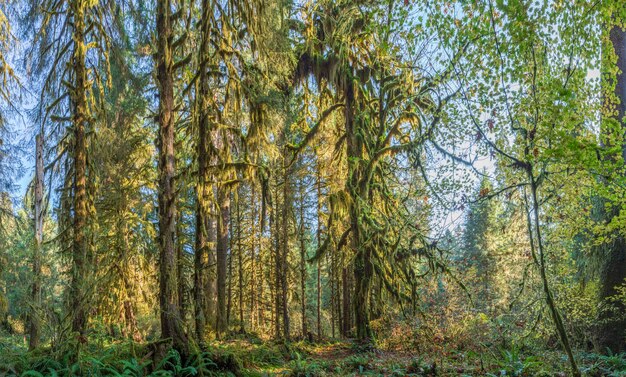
462 176 497 308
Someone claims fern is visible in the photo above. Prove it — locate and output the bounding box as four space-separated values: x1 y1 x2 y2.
20 371 44 377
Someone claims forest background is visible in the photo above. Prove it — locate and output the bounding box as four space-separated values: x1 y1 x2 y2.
0 0 626 376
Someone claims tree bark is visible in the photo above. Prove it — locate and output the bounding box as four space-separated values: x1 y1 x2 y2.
599 24 626 353
299 180 307 338
281 166 290 340
258 206 265 330
257 185 266 331
69 0 89 340
156 0 188 352
193 26 211 334
272 203 281 339
330 248 335 339
342 267 350 337
215 186 230 337
250 185 257 331
205 215 216 328
316 169 322 341
176 211 186 322
29 133 44 350
194 201 207 341
227 209 234 326
344 82 373 342
236 187 244 333
336 255 342 339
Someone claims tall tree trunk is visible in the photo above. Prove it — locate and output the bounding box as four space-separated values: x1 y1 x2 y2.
599 24 626 353
29 133 44 350
258 188 266 331
156 0 188 352
281 166 290 340
177 211 186 322
299 181 307 338
345 83 373 342
258 209 265 331
352 237 372 341
123 300 141 342
336 255 342 339
250 185 257 331
272 200 281 339
205 215 216 328
236 187 244 333
316 169 322 341
215 186 230 337
70 0 89 340
194 0 212 337
342 267 350 337
330 249 335 339
194 198 207 341
227 210 234 326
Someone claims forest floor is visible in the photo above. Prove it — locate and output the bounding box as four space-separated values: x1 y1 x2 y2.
1 333 626 376
210 336 625 376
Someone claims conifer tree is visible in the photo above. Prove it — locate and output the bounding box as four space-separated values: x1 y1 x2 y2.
462 176 497 308
155 0 188 352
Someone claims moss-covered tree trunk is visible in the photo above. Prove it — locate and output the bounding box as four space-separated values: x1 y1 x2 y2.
330 240 336 338
316 168 322 340
250 185 258 331
272 199 281 339
28 133 43 350
352 222 372 341
299 180 307 338
193 122 208 339
156 0 188 353
599 24 626 353
342 266 350 337
236 187 244 333
227 211 234 325
69 0 89 339
176 211 186 321
194 203 207 341
194 11 212 334
257 198 265 329
216 185 230 337
205 216 217 328
344 83 373 342
281 163 290 340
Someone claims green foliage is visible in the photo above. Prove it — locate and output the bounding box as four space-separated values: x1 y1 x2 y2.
581 350 626 377
493 346 543 377
214 340 283 369
288 353 327 377
5 338 626 377
244 346 283 368
151 348 198 376
0 344 241 377
462 176 497 269
342 354 372 373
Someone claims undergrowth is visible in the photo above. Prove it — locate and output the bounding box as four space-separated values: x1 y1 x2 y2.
2 335 626 376
0 339 239 377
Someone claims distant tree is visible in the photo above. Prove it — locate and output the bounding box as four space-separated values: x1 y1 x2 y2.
462 176 497 308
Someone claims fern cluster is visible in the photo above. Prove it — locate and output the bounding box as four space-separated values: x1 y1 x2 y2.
0 346 239 377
